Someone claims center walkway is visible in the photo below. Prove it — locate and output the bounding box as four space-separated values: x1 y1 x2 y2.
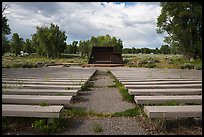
69 68 135 113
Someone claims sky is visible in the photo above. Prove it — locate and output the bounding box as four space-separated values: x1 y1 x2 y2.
3 2 167 49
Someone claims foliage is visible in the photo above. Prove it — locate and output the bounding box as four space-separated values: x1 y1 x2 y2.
119 86 134 103
39 101 49 106
2 53 86 68
32 23 67 58
10 33 24 56
122 54 200 69
112 106 142 117
32 118 69 134
2 35 10 55
81 81 94 91
78 34 123 58
157 2 202 60
23 39 35 54
2 4 11 55
123 45 178 55
180 63 194 69
62 108 110 118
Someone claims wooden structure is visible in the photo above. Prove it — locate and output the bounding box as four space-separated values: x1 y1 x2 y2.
88 47 124 65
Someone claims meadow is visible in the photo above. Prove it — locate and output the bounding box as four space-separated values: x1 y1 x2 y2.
2 53 202 70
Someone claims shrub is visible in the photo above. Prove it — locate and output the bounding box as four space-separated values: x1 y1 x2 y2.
180 63 194 69
32 118 68 134
195 65 202 70
145 63 156 68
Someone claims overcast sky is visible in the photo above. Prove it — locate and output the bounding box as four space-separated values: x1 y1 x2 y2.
3 2 167 49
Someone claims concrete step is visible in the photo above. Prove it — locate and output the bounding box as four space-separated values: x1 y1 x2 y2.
2 77 89 80
2 89 78 96
2 78 87 82
128 88 202 95
2 104 64 118
2 84 82 90
125 84 202 89
118 79 200 82
122 81 202 85
144 105 202 118
2 80 85 85
2 95 73 105
134 95 202 105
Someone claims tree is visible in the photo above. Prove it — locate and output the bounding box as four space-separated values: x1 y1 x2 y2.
23 39 34 54
10 33 22 56
72 41 78 54
2 3 11 55
2 35 10 54
155 47 160 54
157 2 202 59
32 23 67 58
160 45 171 54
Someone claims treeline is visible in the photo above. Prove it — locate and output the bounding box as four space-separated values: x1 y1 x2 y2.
2 23 123 58
64 34 123 56
123 45 179 54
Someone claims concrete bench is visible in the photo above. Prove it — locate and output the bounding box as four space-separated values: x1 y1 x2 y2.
134 95 202 105
144 105 202 118
2 95 73 105
118 79 200 82
125 84 202 89
128 88 202 95
2 80 85 85
2 89 78 96
2 84 82 90
2 104 64 118
121 80 202 85
2 77 89 81
2 78 87 82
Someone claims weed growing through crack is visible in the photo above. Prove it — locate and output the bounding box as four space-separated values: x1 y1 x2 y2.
39 101 49 106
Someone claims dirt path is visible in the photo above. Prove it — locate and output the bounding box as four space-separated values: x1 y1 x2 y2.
63 68 147 135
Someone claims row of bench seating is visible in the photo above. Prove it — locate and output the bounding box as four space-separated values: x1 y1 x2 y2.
2 68 96 118
110 69 202 119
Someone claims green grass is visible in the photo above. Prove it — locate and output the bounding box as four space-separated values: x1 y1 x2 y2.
161 100 181 106
112 106 142 117
108 72 134 103
81 81 94 91
2 53 87 68
57 93 65 96
122 54 202 69
62 108 110 118
32 118 70 134
65 87 71 90
39 101 49 106
119 86 134 103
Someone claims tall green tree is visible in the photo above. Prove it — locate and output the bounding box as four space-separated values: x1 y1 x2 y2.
32 23 67 58
160 45 171 54
23 39 34 54
10 33 22 56
157 2 202 59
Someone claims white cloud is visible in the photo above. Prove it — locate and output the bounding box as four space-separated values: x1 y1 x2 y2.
5 2 166 48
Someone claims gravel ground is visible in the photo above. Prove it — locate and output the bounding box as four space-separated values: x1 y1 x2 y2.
57 117 146 135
